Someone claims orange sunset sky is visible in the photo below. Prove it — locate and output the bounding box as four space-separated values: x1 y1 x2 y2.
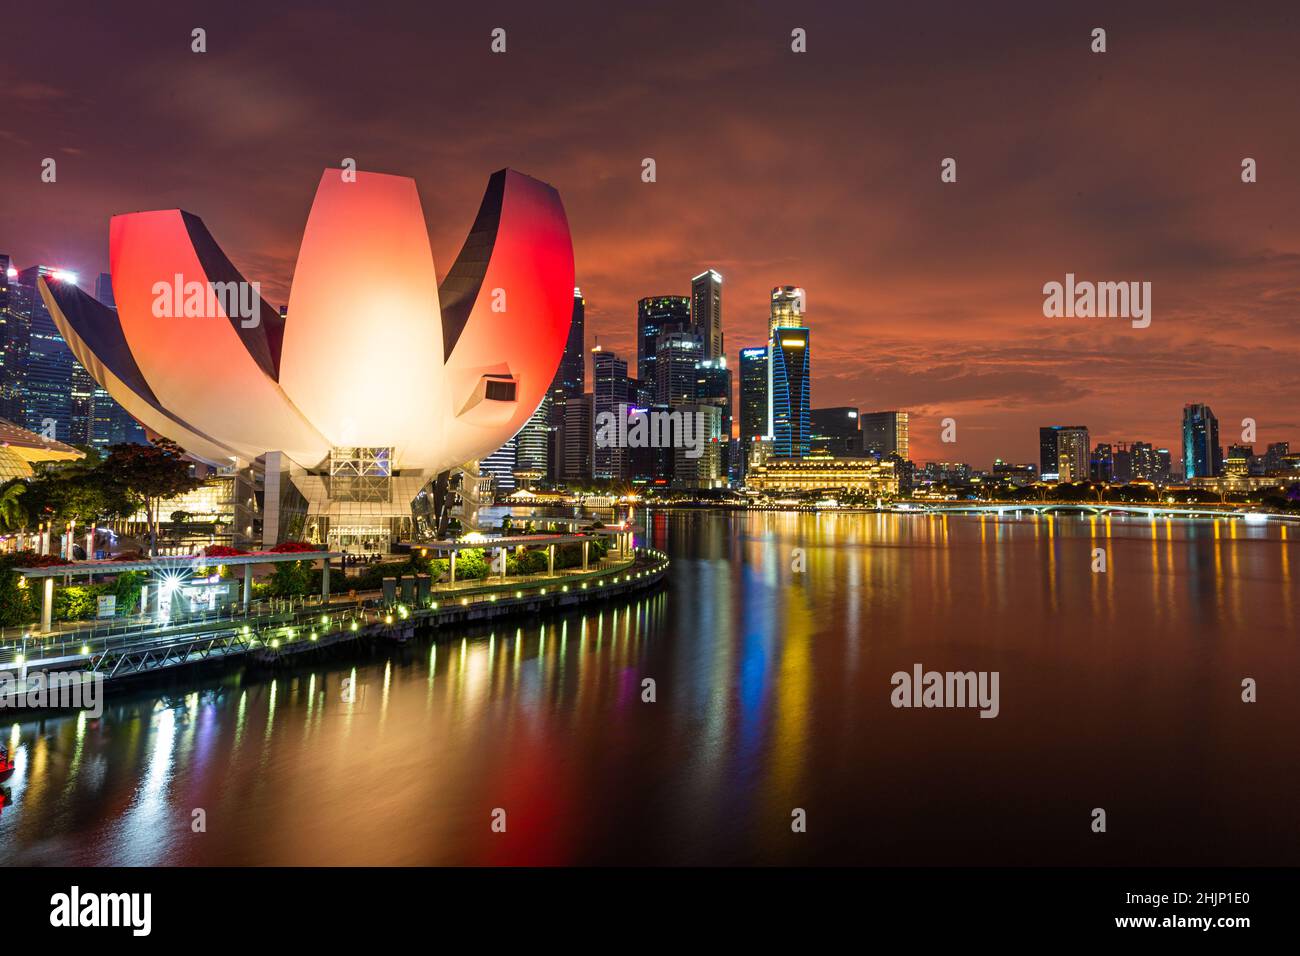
3 0 1298 466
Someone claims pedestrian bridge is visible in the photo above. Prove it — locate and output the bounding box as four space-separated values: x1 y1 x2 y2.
899 502 1290 521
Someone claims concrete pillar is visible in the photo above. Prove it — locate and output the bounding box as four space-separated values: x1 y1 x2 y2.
85 529 95 560
261 451 285 549
243 564 252 612
449 551 457 584
548 544 555 575
41 577 53 633
140 584 150 618
321 557 331 601
582 540 589 571
499 547 507 580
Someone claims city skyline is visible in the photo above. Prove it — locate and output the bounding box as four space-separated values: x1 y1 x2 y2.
3 2 1297 468
7 250 1286 477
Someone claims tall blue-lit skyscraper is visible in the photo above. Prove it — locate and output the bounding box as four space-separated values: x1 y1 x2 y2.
769 327 810 458
766 286 809 460
1182 403 1222 478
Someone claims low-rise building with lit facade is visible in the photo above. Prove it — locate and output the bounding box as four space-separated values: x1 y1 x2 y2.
745 454 898 497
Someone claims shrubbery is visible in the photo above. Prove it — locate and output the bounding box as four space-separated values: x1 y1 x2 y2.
0 558 37 626
337 538 612 595
507 549 550 575
454 548 490 580
268 559 313 596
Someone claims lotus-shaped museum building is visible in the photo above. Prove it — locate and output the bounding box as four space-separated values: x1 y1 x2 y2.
39 167 575 549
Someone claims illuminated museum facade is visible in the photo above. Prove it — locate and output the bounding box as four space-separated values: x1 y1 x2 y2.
40 168 575 549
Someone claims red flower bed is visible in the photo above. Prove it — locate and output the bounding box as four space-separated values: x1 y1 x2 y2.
11 550 73 567
204 545 250 557
269 541 320 553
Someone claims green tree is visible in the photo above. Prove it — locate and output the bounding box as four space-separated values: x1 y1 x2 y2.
268 560 312 597
0 481 28 533
100 439 203 555
454 548 489 580
0 554 38 626
44 459 133 530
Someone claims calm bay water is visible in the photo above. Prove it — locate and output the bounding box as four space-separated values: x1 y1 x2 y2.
2 509 1297 865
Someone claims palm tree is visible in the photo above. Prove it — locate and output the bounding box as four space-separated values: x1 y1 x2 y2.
0 482 28 533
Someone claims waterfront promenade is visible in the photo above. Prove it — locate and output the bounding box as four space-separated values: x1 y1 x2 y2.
0 547 670 703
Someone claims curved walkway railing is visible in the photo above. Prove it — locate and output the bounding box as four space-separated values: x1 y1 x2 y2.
0 551 657 670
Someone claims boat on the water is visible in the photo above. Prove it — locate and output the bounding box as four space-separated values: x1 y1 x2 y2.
0 746 14 783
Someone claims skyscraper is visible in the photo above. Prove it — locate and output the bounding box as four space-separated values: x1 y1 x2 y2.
1129 442 1157 481
861 411 909 459
94 272 115 308
738 346 769 470
480 435 518 494
671 403 723 490
1264 442 1291 475
89 274 146 447
1039 426 1060 478
696 357 732 480
1182 403 1221 478
15 265 76 442
637 295 690 384
550 287 585 409
654 331 702 407
70 363 96 448
690 270 723 361
810 407 861 456
0 254 18 424
769 285 805 335
769 327 810 459
1090 442 1114 482
558 393 593 482
1112 442 1134 483
513 393 551 489
592 345 629 480
1055 427 1090 483
1155 448 1173 483
1038 424 1088 481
